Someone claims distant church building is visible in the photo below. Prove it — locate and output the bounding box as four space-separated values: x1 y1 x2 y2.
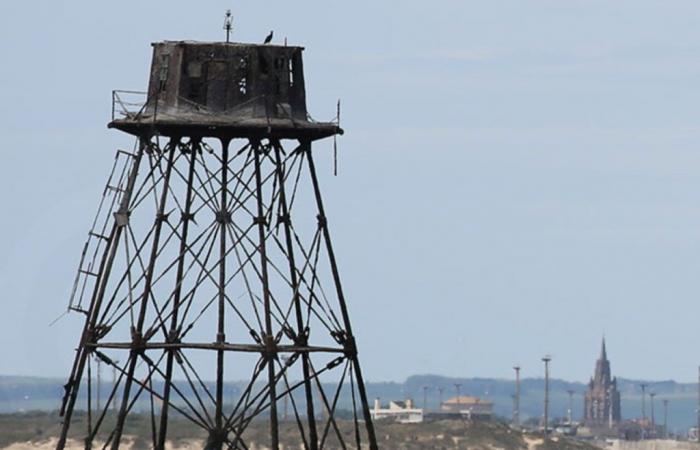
583 338 621 427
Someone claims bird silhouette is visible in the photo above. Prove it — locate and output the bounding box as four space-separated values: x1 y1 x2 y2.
263 30 273 44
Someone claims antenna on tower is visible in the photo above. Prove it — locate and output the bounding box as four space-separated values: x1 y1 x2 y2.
223 9 233 43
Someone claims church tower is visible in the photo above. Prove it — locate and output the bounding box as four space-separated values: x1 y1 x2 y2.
583 338 621 427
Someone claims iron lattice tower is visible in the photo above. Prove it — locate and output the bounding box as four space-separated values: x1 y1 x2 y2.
57 40 378 450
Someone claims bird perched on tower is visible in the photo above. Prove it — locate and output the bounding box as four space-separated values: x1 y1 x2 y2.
263 30 273 44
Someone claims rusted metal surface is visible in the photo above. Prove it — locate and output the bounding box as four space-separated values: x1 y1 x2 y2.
109 41 343 141
57 37 377 450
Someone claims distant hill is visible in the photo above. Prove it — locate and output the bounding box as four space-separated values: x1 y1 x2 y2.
2 374 698 432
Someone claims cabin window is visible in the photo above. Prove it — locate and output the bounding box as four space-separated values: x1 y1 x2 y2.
158 54 170 92
187 62 202 78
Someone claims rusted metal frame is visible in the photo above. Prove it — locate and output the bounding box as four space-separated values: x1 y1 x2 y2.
252 140 281 450
102 349 210 446
293 226 343 331
111 137 178 450
86 352 127 443
176 224 261 341
286 149 306 212
221 143 256 200
87 355 93 448
146 145 169 209
171 158 221 217
214 138 231 446
98 350 171 450
221 148 297 228
138 219 220 334
225 148 299 221
194 149 224 212
222 357 267 435
305 145 379 450
100 222 176 337
89 342 343 353
57 138 146 450
175 351 217 428
157 139 199 449
70 152 128 310
153 144 186 214
272 139 320 450
226 217 295 296
318 360 350 450
96 185 160 325
172 222 221 335
149 377 158 449
291 228 344 333
226 222 266 332
224 353 343 442
265 229 339 335
268 231 335 333
348 361 362 450
128 149 173 211
223 223 296 334
178 348 217 405
102 213 219 332
290 226 338 331
123 230 137 326
267 233 311 327
262 146 280 229
133 350 213 429
224 355 297 445
275 357 311 450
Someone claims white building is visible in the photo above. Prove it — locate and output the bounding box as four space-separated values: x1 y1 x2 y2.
371 398 424 424
441 396 493 420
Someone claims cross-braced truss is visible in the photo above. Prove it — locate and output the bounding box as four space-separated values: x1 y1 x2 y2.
57 136 378 450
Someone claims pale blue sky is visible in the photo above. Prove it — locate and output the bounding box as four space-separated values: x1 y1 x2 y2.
1 1 700 383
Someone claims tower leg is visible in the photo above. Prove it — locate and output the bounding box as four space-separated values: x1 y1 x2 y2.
272 140 319 450
253 141 280 450
157 140 198 450
305 144 379 450
111 139 177 450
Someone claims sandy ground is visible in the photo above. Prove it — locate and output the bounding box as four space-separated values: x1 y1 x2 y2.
0 437 205 450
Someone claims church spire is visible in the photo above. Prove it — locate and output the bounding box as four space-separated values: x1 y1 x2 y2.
600 336 607 361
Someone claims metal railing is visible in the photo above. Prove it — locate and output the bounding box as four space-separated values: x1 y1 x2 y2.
111 90 147 121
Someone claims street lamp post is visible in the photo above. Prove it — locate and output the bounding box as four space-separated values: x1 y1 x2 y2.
650 392 656 437
567 389 575 424
514 366 521 428
542 356 551 441
640 383 648 440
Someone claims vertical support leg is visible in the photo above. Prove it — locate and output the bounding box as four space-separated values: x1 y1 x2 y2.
253 141 280 450
157 140 199 450
111 138 178 450
272 141 318 450
207 138 230 450
57 140 146 450
305 143 378 450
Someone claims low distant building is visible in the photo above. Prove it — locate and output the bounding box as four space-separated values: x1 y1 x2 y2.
371 398 423 423
441 396 493 420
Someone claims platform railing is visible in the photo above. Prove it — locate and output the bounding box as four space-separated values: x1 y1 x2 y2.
111 90 147 121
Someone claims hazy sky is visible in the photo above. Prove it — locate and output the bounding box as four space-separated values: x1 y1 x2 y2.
1 1 700 383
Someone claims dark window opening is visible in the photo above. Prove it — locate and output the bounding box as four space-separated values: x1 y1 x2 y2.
259 53 269 74
158 54 170 92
